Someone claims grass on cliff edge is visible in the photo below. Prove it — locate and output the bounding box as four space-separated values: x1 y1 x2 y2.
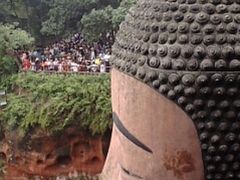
0 72 112 136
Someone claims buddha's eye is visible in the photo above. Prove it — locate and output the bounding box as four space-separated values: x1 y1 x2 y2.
121 165 144 179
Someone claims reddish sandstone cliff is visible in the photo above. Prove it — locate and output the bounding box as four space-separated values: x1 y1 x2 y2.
0 127 109 179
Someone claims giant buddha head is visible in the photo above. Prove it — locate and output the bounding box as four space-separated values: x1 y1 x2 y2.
102 0 240 179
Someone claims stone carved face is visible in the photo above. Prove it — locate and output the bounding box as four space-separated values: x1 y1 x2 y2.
103 0 240 179
103 70 204 180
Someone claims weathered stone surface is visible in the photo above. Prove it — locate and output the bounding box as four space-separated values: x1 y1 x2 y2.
0 128 107 179
108 0 240 179
102 69 204 180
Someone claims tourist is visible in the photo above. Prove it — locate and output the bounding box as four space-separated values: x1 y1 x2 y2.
90 62 98 72
100 62 106 73
21 32 112 73
22 53 31 71
35 58 41 71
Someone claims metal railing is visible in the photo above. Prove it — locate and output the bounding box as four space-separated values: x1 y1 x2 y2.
20 66 112 76
33 71 110 76
0 90 7 107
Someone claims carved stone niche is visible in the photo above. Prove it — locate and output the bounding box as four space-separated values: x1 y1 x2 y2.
0 127 107 179
102 0 240 179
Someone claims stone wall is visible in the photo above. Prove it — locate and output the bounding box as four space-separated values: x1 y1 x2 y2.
0 127 109 179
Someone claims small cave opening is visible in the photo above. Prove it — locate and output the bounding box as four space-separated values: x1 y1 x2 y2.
72 142 90 157
56 155 72 165
102 128 112 157
55 146 71 166
0 131 5 141
90 156 100 163
37 159 43 164
46 153 54 160
0 152 6 161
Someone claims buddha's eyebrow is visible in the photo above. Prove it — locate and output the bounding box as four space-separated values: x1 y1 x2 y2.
112 112 153 154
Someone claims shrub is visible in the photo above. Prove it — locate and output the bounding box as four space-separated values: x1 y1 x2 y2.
0 72 112 135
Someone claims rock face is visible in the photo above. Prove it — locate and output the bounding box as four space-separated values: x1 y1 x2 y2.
0 127 107 179
104 0 240 179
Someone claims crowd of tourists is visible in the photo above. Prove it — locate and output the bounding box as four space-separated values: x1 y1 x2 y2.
21 33 112 73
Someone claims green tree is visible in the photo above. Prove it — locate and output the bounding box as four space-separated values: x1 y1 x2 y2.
112 0 136 29
0 0 136 45
0 73 112 135
80 0 136 42
0 24 34 53
41 0 99 37
81 6 113 42
0 0 49 44
0 24 34 76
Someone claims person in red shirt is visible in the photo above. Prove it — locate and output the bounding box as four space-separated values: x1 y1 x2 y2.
22 53 31 71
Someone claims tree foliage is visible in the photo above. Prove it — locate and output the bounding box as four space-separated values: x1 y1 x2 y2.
112 0 137 28
0 24 34 53
0 0 136 44
80 0 136 42
0 0 49 43
41 0 99 36
0 56 18 76
81 6 113 42
0 73 112 135
0 24 34 76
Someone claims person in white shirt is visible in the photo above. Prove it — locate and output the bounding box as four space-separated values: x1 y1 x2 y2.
31 61 36 71
90 62 98 72
100 62 106 73
71 62 79 72
90 47 95 60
